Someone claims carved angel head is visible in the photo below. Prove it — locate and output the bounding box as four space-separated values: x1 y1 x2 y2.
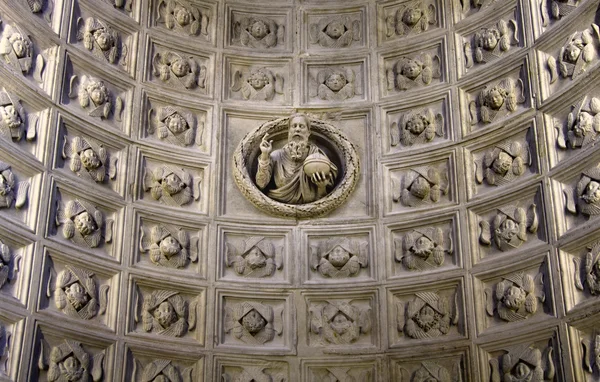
477 142 529 187
312 238 368 278
547 25 599 83
226 236 280 278
401 59 423 80
493 272 539 322
145 166 195 207
54 266 105 322
0 163 27 209
46 341 103 382
155 106 197 146
85 80 109 107
310 300 370 344
324 20 346 39
412 362 451 382
142 290 189 337
250 20 269 40
237 17 280 48
142 224 197 268
397 167 447 207
396 228 451 271
0 24 33 74
225 301 278 344
478 28 500 50
402 7 423 26
247 69 270 90
0 103 22 130
152 52 202 90
65 137 112 183
576 168 600 216
58 200 106 248
7 32 31 59
325 72 347 92
404 292 450 338
563 40 584 64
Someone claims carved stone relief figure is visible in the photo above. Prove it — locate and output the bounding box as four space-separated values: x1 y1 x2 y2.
485 271 545 322
225 236 281 278
152 52 206 90
313 67 358 101
564 166 600 217
158 0 209 36
555 96 600 150
311 366 372 382
143 165 200 207
489 344 555 382
458 0 498 16
580 331 600 376
398 291 455 339
0 23 45 80
104 0 132 13
56 199 113 248
386 2 436 38
140 224 199 269
39 340 105 382
0 239 18 291
233 16 284 49
222 365 287 382
475 141 530 187
390 109 443 147
0 163 28 210
310 237 368 278
395 228 452 271
76 17 126 66
388 54 441 91
479 204 538 251
54 265 109 320
142 290 196 337
547 25 600 83
151 106 203 147
309 16 360 48
310 300 371 345
0 89 35 142
470 78 524 125
541 0 579 27
70 75 123 121
396 360 463 382
574 241 600 295
392 167 448 207
140 359 194 382
224 301 283 344
230 67 283 101
464 19 519 68
62 136 117 183
0 323 7 371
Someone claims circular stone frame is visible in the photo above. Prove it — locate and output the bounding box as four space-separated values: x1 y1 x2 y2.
232 116 360 218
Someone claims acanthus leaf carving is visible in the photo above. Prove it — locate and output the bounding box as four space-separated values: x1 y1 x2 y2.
140 224 199 269
56 199 112 248
230 67 283 101
158 0 209 37
225 236 281 278
224 301 283 345
395 228 452 271
387 1 436 38
310 237 367 278
547 24 600 83
309 299 371 345
309 16 360 48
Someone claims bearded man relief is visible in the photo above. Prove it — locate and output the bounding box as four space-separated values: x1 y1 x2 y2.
158 0 209 37
233 17 284 49
464 19 519 68
564 166 600 217
0 23 45 81
70 75 123 121
395 228 453 271
62 136 117 184
54 265 109 320
547 24 600 83
224 301 283 345
230 67 284 101
152 52 206 90
392 167 449 207
310 237 368 278
142 290 196 337
38 339 105 382
469 78 524 125
312 67 359 102
0 89 35 142
386 1 436 38
398 291 456 339
76 17 125 66
479 204 538 252
555 96 600 150
0 163 28 210
56 199 113 249
140 224 199 269
388 54 441 92
309 300 371 345
390 109 443 147
309 16 360 48
475 141 530 187
144 165 200 207
225 236 282 278
485 271 545 322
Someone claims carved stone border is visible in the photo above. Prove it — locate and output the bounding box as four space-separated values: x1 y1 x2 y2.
232 116 360 218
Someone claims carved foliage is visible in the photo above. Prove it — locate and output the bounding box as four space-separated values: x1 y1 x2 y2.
76 18 126 66
62 136 117 183
230 67 284 102
70 75 124 121
312 67 360 101
225 236 282 278
39 340 105 382
152 51 207 90
142 290 196 337
387 53 441 91
224 301 283 345
555 96 600 150
309 300 371 345
386 1 436 38
158 0 209 37
56 199 113 249
485 271 545 322
479 204 538 251
309 16 360 48
489 343 555 382
564 165 600 217
140 224 199 269
54 265 109 320
395 228 453 271
310 237 368 278
390 108 443 147
0 88 36 142
0 23 45 81
547 25 600 84
398 291 456 339
0 162 28 210
233 16 284 49
475 141 530 187
392 167 449 207
143 165 200 207
574 241 600 296
464 19 519 68
469 78 525 125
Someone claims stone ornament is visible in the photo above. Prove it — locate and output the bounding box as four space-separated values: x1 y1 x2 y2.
233 113 360 218
386 1 436 38
0 239 18 291
225 236 282 278
140 224 199 269
230 67 284 101
392 167 449 207
398 291 456 339
222 365 287 382
311 367 372 382
580 332 600 376
390 109 443 147
0 324 7 368
479 204 539 252
309 16 360 48
38 340 104 382
395 228 453 271
574 241 600 295
309 300 371 345
143 165 200 207
458 0 497 16
396 361 462 382
387 53 441 91
564 166 600 217
69 75 123 121
76 17 126 66
103 0 132 13
464 19 519 68
224 301 283 345
310 237 368 278
312 67 360 101
152 52 207 90
158 0 209 37
0 22 45 81
469 78 524 125
547 24 600 83
56 199 113 249
475 141 530 187
489 344 555 382
555 95 600 150
0 162 28 210
485 271 545 322
233 16 284 49
0 89 36 142
54 265 109 320
541 0 579 27
140 359 194 382
150 106 203 147
62 136 117 183
141 290 196 337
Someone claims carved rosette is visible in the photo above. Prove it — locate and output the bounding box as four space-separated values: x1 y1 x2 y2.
232 115 360 218
309 300 371 345
224 301 283 345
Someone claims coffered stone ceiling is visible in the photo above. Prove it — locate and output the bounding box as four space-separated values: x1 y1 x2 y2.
0 0 599 380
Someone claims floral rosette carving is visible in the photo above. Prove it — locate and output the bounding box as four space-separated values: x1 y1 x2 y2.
399 292 455 339
0 162 28 210
564 166 600 217
39 340 105 382
547 24 600 83
479 204 538 252
142 290 195 337
395 228 452 271
62 136 117 183
387 54 441 91
0 89 35 142
224 301 282 344
485 271 545 322
140 224 199 269
386 1 436 38
143 165 200 207
56 199 112 248
469 78 524 125
555 96 600 150
310 237 368 278
234 17 284 49
225 236 282 278
230 67 284 102
464 19 518 68
390 109 443 147
0 23 45 81
54 266 109 320
309 16 360 48
310 300 371 345
158 0 209 36
392 167 448 207
475 141 530 187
